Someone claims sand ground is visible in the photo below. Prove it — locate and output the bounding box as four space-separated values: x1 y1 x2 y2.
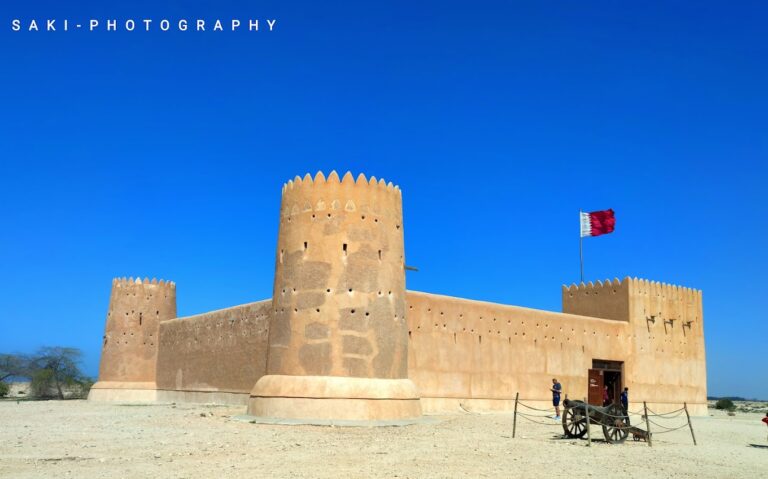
0 400 766 479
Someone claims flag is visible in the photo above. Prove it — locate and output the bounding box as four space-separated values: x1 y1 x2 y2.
580 209 615 238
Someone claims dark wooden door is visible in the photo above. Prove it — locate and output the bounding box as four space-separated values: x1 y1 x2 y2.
587 369 603 405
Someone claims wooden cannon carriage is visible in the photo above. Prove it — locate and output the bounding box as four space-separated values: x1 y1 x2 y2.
561 399 651 444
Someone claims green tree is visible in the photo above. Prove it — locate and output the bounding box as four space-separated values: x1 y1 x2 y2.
715 398 735 411
28 347 87 399
0 381 9 398
0 353 31 382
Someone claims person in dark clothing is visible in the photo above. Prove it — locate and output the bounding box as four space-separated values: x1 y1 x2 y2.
620 387 629 411
619 387 631 425
550 378 562 420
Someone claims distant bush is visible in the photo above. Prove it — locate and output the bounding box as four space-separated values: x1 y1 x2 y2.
72 378 94 399
31 369 56 398
715 399 735 411
0 381 9 397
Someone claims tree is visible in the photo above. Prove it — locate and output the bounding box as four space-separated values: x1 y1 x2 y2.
28 347 87 399
0 353 31 382
715 398 735 411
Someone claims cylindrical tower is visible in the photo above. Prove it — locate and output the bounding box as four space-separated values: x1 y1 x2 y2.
89 277 177 401
247 171 421 420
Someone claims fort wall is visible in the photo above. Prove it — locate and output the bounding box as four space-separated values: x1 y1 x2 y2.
155 300 271 404
89 278 176 401
624 278 706 412
405 282 706 415
405 291 629 412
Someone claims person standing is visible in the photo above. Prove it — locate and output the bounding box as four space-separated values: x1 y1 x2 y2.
602 385 610 406
620 387 629 411
620 387 630 425
550 378 562 420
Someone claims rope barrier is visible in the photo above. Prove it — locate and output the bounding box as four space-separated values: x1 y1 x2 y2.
646 407 686 418
511 394 697 445
647 418 689 431
516 412 563 427
648 423 691 434
516 401 556 412
516 412 558 419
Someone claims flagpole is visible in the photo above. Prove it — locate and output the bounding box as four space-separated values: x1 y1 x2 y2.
579 210 584 283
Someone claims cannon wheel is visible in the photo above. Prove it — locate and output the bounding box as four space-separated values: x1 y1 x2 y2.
601 404 629 444
562 405 588 438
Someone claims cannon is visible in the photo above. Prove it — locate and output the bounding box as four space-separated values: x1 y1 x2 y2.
561 399 649 444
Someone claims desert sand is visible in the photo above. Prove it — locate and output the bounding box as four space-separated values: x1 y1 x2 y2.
0 400 765 479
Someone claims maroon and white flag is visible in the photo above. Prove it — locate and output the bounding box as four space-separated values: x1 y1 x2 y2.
580 209 615 237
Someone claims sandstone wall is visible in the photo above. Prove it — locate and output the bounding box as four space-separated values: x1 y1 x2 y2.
155 300 271 397
562 278 706 411
405 286 707 415
405 291 628 411
625 279 706 410
562 278 630 321
96 278 177 385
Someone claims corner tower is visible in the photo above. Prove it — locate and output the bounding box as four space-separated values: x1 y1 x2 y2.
247 171 422 420
89 277 177 401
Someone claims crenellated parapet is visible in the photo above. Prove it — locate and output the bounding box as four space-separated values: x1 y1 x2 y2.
113 276 176 289
626 277 703 333
562 276 703 331
627 277 701 302
280 171 403 226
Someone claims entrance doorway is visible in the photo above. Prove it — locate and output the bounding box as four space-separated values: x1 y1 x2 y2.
587 359 623 406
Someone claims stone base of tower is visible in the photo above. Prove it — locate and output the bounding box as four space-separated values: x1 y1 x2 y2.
88 381 158 402
247 375 422 421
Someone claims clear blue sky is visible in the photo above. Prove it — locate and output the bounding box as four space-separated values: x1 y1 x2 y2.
1 1 766 398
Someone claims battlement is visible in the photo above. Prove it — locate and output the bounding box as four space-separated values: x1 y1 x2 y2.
281 170 401 196
279 171 403 224
627 277 701 301
562 277 627 295
562 276 702 324
113 277 176 289
562 277 700 299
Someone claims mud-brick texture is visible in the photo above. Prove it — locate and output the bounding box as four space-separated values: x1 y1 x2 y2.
156 301 271 394
405 277 707 414
96 278 176 384
267 171 409 379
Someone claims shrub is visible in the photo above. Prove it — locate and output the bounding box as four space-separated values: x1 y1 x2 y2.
715 398 735 411
72 378 94 399
31 369 56 398
0 381 9 398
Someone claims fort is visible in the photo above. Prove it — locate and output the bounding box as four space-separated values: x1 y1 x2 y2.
89 171 707 420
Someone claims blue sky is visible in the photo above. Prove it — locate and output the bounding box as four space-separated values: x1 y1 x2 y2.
1 1 766 398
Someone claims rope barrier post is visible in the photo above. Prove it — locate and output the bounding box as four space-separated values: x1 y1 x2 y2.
643 401 652 447
513 392 519 438
583 398 591 447
684 402 697 446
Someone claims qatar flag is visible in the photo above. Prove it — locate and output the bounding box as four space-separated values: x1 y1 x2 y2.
580 209 615 237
